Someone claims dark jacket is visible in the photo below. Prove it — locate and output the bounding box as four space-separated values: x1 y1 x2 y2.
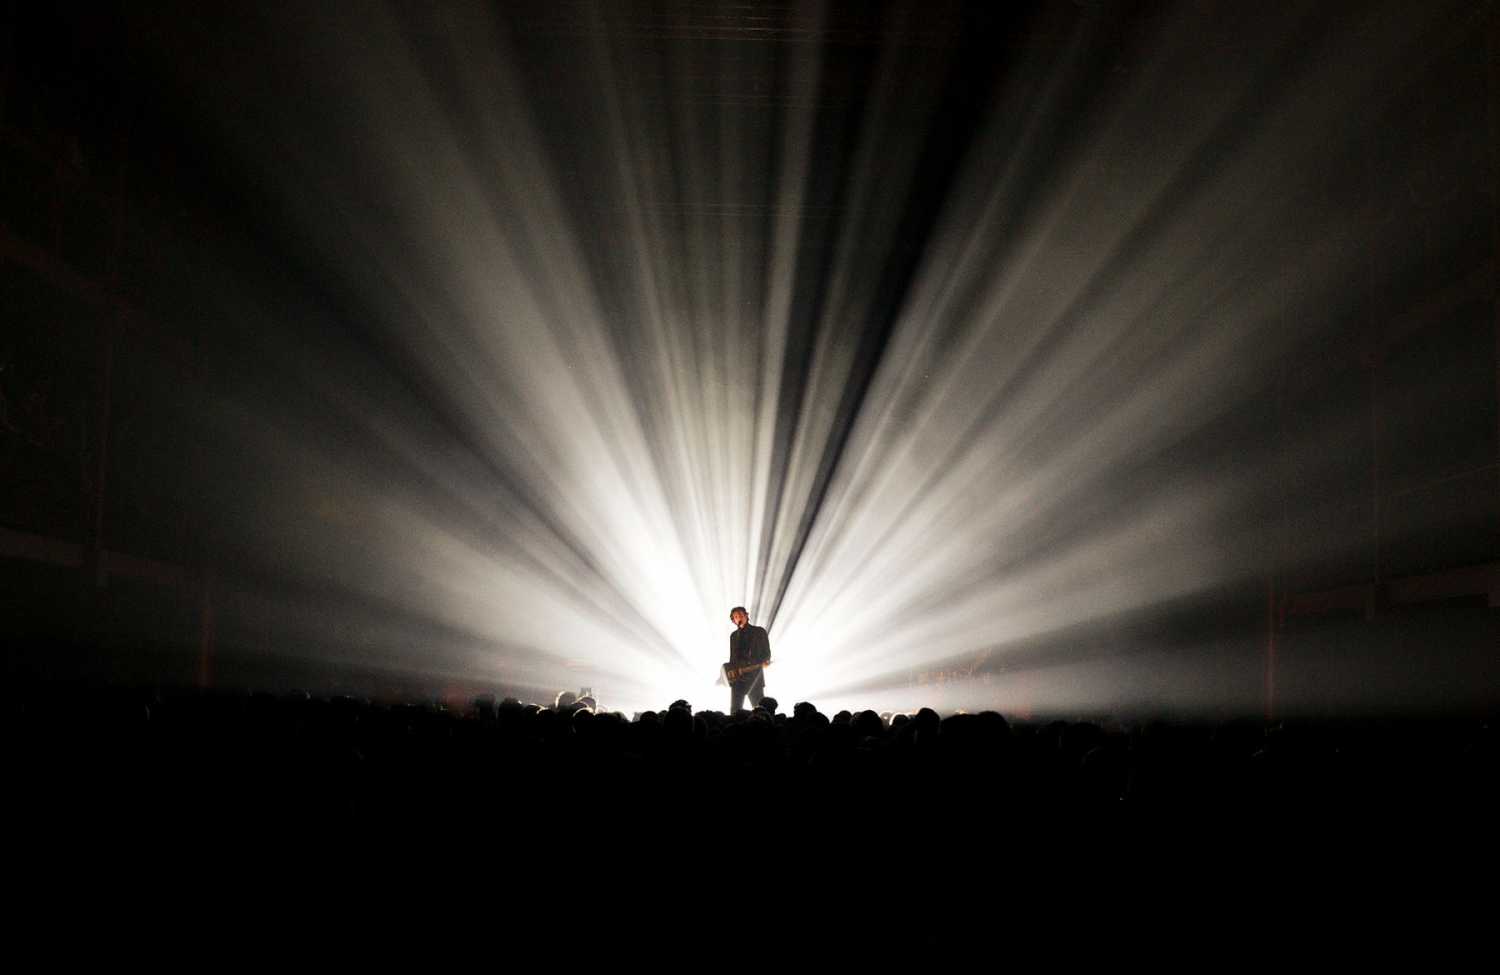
729 623 771 668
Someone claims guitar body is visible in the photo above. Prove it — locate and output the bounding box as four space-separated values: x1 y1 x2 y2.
720 660 770 683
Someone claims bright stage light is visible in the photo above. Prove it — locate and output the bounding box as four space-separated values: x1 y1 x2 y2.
184 0 1477 717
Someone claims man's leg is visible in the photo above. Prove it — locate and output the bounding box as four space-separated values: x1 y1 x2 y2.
747 669 765 709
730 679 746 714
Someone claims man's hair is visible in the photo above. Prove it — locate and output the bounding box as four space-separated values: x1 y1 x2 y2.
729 605 749 620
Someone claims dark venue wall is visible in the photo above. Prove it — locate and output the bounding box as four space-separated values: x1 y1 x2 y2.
1 0 1497 719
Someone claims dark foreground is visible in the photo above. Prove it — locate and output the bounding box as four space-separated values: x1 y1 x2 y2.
8 681 1494 956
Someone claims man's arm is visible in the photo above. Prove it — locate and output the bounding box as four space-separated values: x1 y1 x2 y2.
755 627 771 664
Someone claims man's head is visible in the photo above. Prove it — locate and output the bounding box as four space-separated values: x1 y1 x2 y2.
729 606 749 628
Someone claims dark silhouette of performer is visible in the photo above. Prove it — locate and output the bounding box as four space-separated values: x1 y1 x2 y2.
727 605 770 713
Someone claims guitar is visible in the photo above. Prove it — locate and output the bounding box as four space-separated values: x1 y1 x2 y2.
718 660 771 684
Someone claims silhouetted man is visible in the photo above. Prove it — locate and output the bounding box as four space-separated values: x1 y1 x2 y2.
727 606 770 713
